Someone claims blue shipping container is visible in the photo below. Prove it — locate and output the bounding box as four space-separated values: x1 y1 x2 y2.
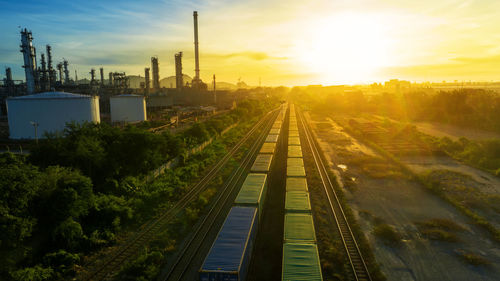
199 206 258 281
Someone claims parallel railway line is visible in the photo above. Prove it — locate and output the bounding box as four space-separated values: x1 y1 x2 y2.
297 109 372 281
160 109 278 281
83 110 278 281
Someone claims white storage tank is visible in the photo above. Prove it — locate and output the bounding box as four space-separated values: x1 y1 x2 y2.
110 94 147 123
6 92 100 139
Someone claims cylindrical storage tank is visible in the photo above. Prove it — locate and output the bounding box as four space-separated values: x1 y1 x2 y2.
110 94 147 123
6 92 100 139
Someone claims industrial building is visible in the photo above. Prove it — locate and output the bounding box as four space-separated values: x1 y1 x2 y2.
6 92 100 139
110 94 147 123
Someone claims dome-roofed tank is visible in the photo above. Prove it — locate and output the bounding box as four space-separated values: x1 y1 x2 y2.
110 94 147 123
6 91 100 139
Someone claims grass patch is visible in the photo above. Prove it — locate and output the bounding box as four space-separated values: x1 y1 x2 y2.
362 163 404 179
456 251 490 266
416 218 465 232
420 229 459 242
373 224 401 245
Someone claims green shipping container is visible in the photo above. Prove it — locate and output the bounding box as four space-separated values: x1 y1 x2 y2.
265 134 279 143
235 173 268 219
282 243 323 281
269 128 281 135
288 145 302 157
284 213 316 243
287 157 304 168
260 142 276 154
287 165 306 177
285 191 311 213
286 177 308 192
251 154 273 173
288 136 301 146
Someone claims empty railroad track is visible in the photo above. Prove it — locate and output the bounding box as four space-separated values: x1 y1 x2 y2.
297 109 372 281
159 109 279 281
82 109 278 281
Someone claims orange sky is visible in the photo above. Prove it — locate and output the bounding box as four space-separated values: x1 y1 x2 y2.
3 0 500 86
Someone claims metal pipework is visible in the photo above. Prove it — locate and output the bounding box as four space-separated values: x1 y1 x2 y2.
20 28 37 94
175 52 183 90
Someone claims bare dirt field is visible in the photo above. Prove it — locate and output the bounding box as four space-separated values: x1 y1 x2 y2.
306 112 500 281
412 121 500 141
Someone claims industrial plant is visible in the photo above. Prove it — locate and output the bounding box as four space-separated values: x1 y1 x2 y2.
0 11 241 140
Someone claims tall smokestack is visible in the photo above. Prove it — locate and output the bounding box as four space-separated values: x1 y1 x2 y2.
145 67 150 95
193 11 200 82
100 67 104 85
175 52 183 90
20 28 37 94
151 56 160 91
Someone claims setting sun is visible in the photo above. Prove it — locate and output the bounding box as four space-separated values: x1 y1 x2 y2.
295 12 392 84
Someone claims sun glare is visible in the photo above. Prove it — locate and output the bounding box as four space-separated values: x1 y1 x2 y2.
295 13 393 84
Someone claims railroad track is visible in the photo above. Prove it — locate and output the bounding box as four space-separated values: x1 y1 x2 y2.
82 109 278 281
159 109 278 281
297 109 372 281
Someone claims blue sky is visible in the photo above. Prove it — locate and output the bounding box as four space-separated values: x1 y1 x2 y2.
0 0 223 81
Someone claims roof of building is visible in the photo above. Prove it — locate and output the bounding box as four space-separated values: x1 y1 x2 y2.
8 91 93 100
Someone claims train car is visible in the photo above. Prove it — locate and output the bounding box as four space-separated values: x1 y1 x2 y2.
234 173 268 219
265 134 279 143
285 191 311 213
288 130 299 137
272 121 282 129
282 243 323 281
286 177 308 192
288 136 301 146
287 164 306 177
260 142 276 154
251 154 273 173
288 145 303 158
287 157 304 168
200 206 258 281
284 213 316 243
269 128 281 135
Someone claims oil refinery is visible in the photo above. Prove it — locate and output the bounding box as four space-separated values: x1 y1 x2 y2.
0 11 240 140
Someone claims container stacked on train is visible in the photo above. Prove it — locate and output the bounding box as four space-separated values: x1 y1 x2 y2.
199 107 285 281
282 104 323 281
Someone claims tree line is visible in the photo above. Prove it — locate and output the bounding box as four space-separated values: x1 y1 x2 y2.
0 97 279 280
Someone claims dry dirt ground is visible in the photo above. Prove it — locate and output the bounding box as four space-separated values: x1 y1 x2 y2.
412 121 500 141
305 112 500 281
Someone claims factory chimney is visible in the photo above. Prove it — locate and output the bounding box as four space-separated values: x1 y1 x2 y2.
145 67 150 95
100 67 104 86
63 59 70 84
20 28 37 94
193 11 200 82
175 52 183 90
151 56 160 91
